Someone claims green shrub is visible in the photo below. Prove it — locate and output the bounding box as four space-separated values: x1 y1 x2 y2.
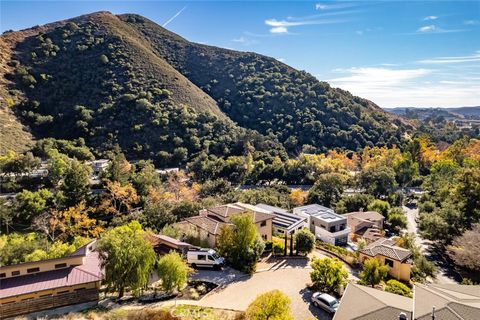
385 279 412 297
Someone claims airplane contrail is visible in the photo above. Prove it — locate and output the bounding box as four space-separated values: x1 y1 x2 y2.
163 6 187 27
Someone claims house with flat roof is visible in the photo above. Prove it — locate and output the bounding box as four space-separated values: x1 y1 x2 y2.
255 203 306 235
293 204 350 246
334 282 413 320
255 203 307 255
344 211 385 243
414 283 480 319
175 202 274 247
359 238 413 281
0 241 102 319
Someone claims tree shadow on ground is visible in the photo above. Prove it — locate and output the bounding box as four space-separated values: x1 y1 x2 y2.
299 287 333 320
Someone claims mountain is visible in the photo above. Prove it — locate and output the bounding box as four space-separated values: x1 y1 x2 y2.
385 107 480 122
0 11 411 164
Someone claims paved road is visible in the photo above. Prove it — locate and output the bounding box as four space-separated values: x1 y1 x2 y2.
198 268 332 320
403 205 461 284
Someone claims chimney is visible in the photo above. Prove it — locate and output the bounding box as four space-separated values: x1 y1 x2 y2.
432 306 436 320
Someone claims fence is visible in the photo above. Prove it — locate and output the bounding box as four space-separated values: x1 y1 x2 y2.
0 288 98 319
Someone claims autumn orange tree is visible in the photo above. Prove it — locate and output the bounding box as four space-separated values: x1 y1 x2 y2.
99 181 139 215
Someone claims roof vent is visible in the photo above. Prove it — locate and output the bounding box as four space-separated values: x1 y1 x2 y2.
399 312 408 320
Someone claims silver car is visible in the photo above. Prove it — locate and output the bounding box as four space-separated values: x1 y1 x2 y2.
311 292 339 314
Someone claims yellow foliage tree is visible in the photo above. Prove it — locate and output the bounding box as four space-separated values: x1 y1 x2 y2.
99 181 139 215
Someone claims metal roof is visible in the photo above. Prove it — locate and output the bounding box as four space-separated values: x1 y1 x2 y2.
256 203 306 232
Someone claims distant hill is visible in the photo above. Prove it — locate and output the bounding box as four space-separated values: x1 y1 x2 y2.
385 106 480 120
0 11 412 163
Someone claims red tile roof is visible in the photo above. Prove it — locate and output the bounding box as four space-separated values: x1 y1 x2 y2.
360 238 412 262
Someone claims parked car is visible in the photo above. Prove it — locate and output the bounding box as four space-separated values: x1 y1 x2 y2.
186 248 225 269
311 292 339 314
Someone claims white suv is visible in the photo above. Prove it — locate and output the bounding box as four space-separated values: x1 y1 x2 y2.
311 292 339 314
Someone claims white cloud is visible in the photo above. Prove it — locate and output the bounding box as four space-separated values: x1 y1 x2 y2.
315 2 356 11
418 25 436 32
418 51 480 64
265 17 346 34
315 3 328 10
329 67 432 86
326 67 480 107
270 26 288 34
424 15 438 21
464 20 479 25
232 36 247 43
415 24 465 34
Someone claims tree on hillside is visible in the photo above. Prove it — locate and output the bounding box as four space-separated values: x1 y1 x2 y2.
418 201 463 244
99 181 139 216
131 160 161 197
156 251 190 294
245 290 294 320
294 228 315 255
55 202 104 240
0 198 14 234
360 258 389 288
60 159 91 207
104 147 132 185
367 199 391 217
358 166 397 198
447 223 480 272
386 207 407 233
310 257 348 293
335 193 374 214
14 188 54 225
307 173 344 207
97 221 156 297
217 213 265 273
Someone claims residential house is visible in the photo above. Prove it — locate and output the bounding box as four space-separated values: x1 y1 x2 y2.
0 241 102 319
359 238 413 281
293 204 350 246
414 283 480 319
255 203 307 255
344 211 385 243
155 167 179 175
175 202 274 248
147 234 195 255
334 282 413 320
255 203 306 236
89 159 109 176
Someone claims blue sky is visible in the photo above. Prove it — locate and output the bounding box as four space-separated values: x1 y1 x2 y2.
1 1 479 108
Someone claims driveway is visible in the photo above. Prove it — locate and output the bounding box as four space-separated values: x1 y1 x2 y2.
403 205 461 284
197 268 332 320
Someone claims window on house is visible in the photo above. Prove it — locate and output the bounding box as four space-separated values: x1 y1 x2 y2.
74 288 86 291
27 267 40 273
262 234 267 240
40 293 53 298
11 271 20 276
55 263 67 269
0 273 6 278
329 226 336 232
57 290 70 295
385 259 394 268
260 221 266 227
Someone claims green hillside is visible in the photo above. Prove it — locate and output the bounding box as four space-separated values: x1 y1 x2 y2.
121 13 410 153
1 12 284 164
1 11 411 162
